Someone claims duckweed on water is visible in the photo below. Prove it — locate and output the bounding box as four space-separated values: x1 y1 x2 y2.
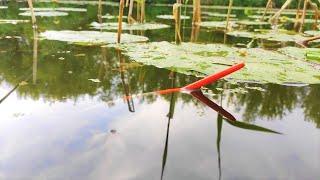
112 41 320 84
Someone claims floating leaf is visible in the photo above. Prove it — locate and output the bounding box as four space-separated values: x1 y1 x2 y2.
39 30 148 45
202 12 237 18
113 41 320 84
19 7 87 12
199 21 238 30
88 78 101 83
156 14 190 20
19 11 69 17
101 13 127 19
90 22 170 31
227 29 309 42
236 20 270 26
0 19 30 24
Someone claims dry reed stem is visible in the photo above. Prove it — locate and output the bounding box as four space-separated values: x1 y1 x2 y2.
117 0 125 43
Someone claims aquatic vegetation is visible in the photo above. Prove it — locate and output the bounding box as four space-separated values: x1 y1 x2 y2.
279 46 320 63
19 7 87 12
90 22 170 30
200 21 238 30
227 29 309 42
0 6 8 9
114 41 320 84
19 11 69 17
39 30 148 45
101 13 127 19
156 15 190 20
235 20 270 26
0 19 30 24
202 12 237 18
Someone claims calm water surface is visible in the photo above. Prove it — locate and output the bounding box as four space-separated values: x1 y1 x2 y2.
0 1 319 179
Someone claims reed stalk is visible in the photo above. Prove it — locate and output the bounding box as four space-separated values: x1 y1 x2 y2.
261 0 273 21
192 0 201 25
270 0 293 27
225 0 233 32
128 0 135 24
117 0 125 43
299 0 308 33
27 0 37 29
173 1 182 44
33 29 38 84
140 0 145 23
294 0 302 31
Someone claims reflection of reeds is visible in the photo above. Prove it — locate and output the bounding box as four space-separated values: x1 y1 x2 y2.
27 0 37 29
32 29 38 84
117 0 125 43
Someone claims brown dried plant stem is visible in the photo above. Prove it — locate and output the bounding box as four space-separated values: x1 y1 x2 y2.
173 1 182 44
27 0 37 29
261 0 273 21
128 0 136 24
33 29 38 84
192 0 201 25
299 0 308 33
117 0 125 43
225 0 233 32
270 0 293 26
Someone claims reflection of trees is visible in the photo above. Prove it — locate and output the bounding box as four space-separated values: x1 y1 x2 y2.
227 84 300 122
302 85 320 128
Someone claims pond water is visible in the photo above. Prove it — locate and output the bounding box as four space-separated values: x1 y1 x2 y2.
0 1 319 180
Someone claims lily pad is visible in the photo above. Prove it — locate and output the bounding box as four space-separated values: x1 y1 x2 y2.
113 41 320 84
236 20 270 26
0 19 30 24
39 30 148 45
279 47 320 64
227 29 309 42
90 22 170 31
199 21 238 30
156 15 190 20
0 6 7 9
19 11 69 17
202 12 237 18
101 13 127 19
19 7 87 12
304 30 320 36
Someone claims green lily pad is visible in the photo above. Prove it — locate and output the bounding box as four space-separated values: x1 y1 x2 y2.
90 22 170 30
200 21 238 30
156 15 190 20
101 13 127 19
202 12 237 18
19 7 87 12
236 20 270 26
279 47 320 64
0 19 30 24
112 41 320 84
227 29 308 42
39 30 148 45
304 31 320 36
19 11 69 17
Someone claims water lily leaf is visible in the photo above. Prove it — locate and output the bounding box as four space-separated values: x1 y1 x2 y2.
202 12 237 18
101 13 127 19
279 47 320 64
39 30 148 45
19 7 87 12
200 21 238 30
0 6 7 9
304 31 320 36
156 14 190 20
227 29 309 42
0 19 30 24
90 22 170 31
19 11 69 17
113 41 320 84
88 78 101 83
236 20 270 26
